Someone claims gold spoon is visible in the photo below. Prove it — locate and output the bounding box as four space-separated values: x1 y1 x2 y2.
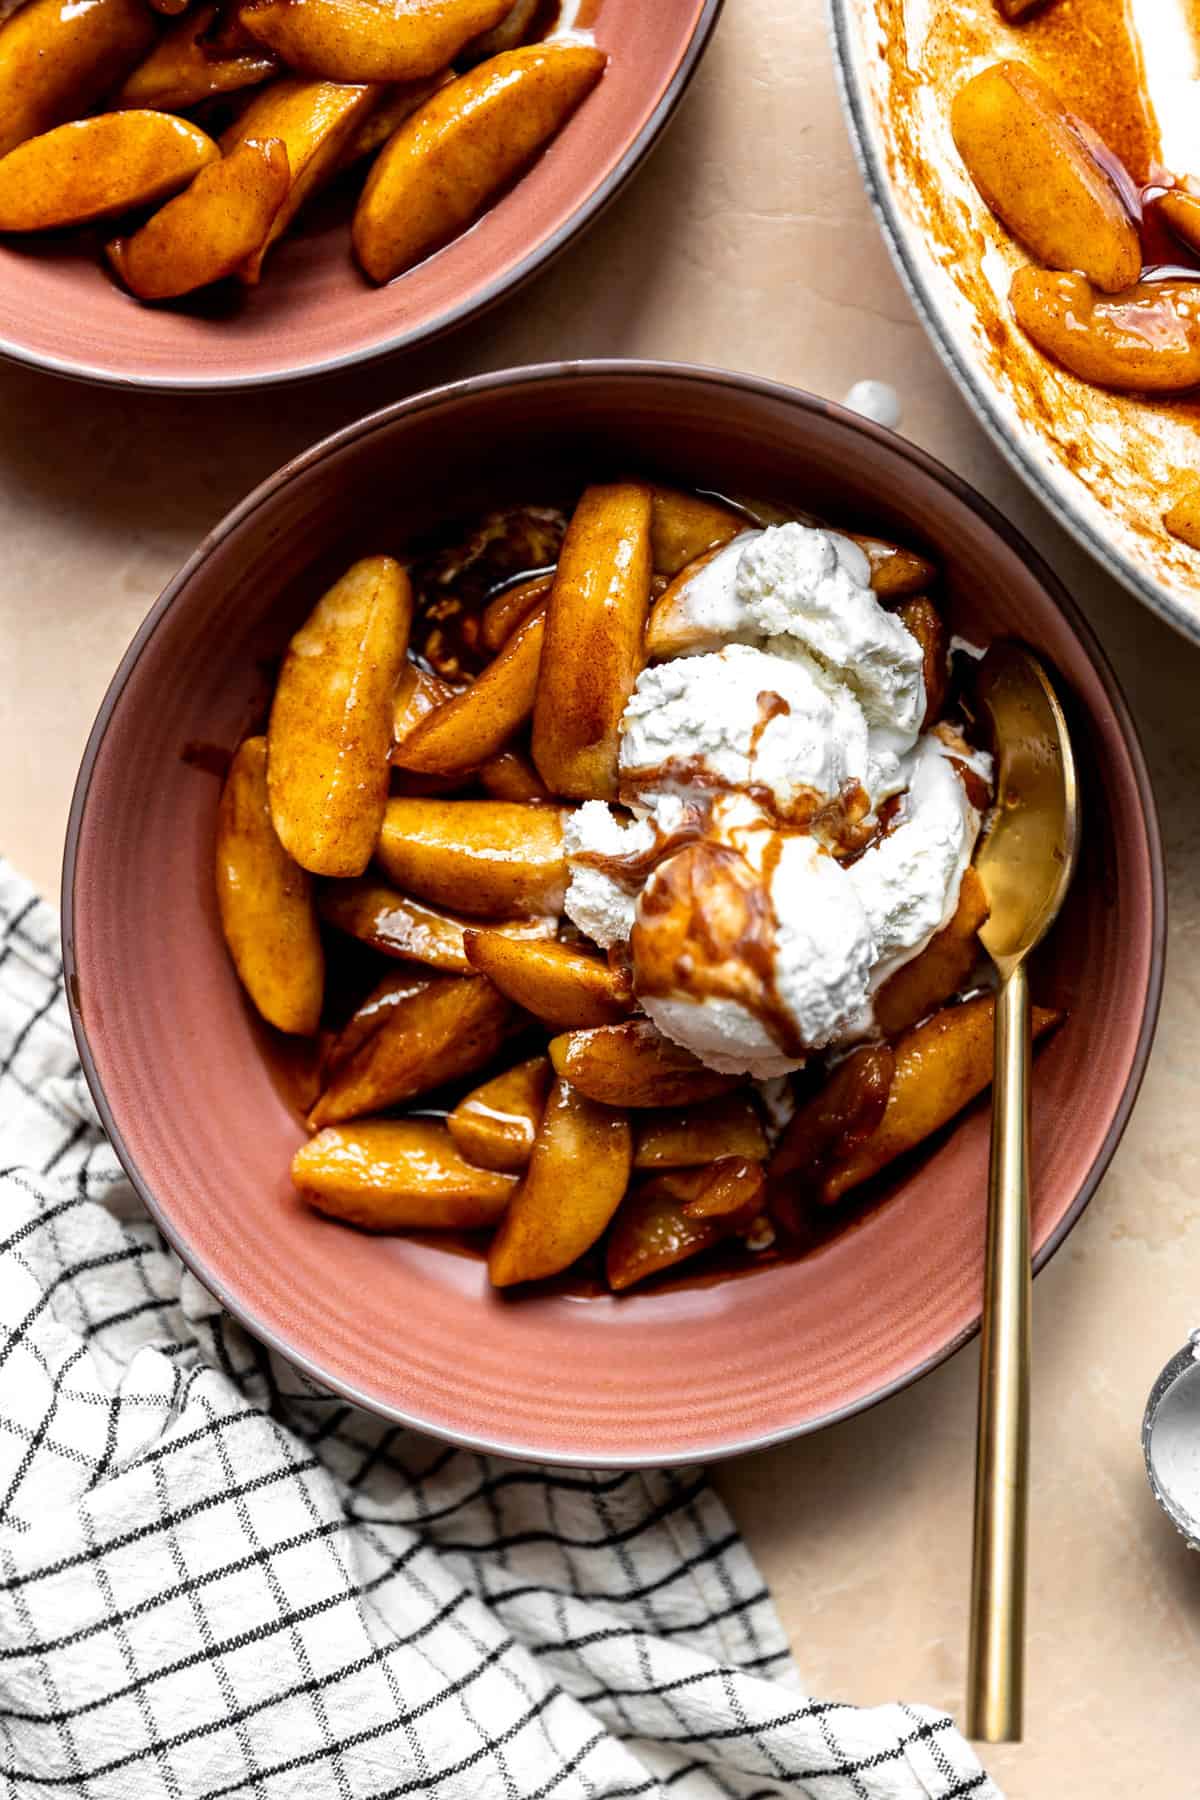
967 640 1079 1744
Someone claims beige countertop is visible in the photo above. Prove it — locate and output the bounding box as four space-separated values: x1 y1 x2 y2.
1 3 1198 1793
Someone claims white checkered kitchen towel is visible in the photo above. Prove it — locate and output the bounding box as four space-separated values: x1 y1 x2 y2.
0 859 998 1800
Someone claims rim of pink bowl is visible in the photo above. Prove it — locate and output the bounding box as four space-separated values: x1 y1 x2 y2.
0 0 726 393
61 361 1167 1466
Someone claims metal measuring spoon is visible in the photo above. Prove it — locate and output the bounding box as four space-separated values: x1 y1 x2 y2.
966 641 1080 1744
1144 1335 1200 1548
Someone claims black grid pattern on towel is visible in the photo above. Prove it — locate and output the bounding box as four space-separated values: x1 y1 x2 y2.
0 861 997 1800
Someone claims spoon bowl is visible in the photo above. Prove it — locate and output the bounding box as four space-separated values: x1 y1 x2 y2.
975 643 1081 977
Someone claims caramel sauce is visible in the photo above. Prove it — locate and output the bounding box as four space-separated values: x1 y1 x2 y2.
632 838 807 1062
571 807 709 889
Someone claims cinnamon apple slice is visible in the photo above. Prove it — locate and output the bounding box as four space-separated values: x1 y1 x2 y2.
817 996 1061 1205
239 0 513 80
448 1053 552 1172
1165 476 1200 552
223 77 381 282
487 1077 632 1286
1011 269 1200 393
318 877 553 972
392 662 460 752
648 484 744 576
463 930 634 1028
215 737 324 1036
353 43 605 281
309 973 515 1127
531 481 653 800
294 1119 516 1229
606 1159 764 1291
479 573 553 654
114 5 277 110
951 61 1140 293
393 604 545 775
633 1093 767 1169
0 0 155 159
0 111 219 229
268 556 411 878
107 136 290 300
548 1020 740 1108
872 866 989 1036
854 535 936 599
478 747 551 802
377 798 566 915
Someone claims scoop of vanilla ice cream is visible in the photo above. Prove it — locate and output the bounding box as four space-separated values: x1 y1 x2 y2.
735 524 927 733
659 524 876 656
560 514 987 1078
620 643 885 825
635 831 875 1079
561 802 648 948
848 735 986 988
562 794 694 948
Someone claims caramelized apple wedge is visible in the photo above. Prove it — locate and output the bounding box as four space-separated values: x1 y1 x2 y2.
114 5 278 110
1165 476 1200 551
268 556 411 878
819 996 1062 1204
335 68 453 170
377 798 566 915
215 736 324 1036
633 1092 767 1169
108 137 290 300
310 973 515 1127
549 1020 740 1108
463 930 634 1028
460 0 536 59
294 1120 516 1228
319 877 554 970
0 0 155 159
479 573 554 654
448 1053 551 1171
487 1077 632 1286
1158 187 1200 259
894 596 948 728
240 0 513 82
393 605 546 775
873 866 989 1036
679 1156 766 1222
223 78 381 282
768 1044 895 1231
323 966 432 1072
353 43 605 282
0 111 219 229
479 747 552 802
853 535 937 599
951 61 1140 293
648 484 744 576
392 661 460 751
606 1160 764 1291
1011 269 1200 393
532 482 653 800
643 539 748 660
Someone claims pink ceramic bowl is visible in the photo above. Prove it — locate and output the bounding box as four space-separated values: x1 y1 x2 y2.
63 362 1164 1465
0 2 722 390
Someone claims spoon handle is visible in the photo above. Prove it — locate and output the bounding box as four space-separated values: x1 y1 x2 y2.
967 962 1032 1743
